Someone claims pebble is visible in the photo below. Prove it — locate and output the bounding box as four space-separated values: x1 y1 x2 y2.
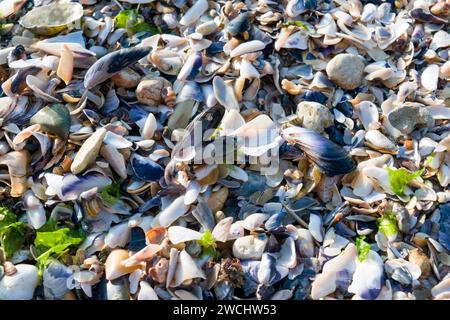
0 264 39 300
296 101 334 133
392 203 411 234
111 68 141 89
325 54 365 90
388 104 434 134
136 77 172 106
70 127 107 174
232 235 268 260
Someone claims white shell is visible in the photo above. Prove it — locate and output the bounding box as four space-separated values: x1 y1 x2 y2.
173 250 206 287
105 223 130 248
141 113 157 140
308 214 323 242
179 0 209 26
153 196 190 227
230 40 265 58
311 244 357 300
137 281 159 300
167 226 202 244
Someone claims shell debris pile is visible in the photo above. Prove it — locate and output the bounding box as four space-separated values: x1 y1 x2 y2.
0 0 449 300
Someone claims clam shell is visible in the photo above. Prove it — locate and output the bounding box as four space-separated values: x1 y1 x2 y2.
104 249 141 280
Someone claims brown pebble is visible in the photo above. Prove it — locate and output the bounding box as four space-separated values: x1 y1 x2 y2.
111 68 141 89
136 77 172 106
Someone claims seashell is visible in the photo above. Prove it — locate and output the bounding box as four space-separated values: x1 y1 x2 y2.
0 264 39 300
207 187 228 213
364 130 398 154
192 196 215 231
0 0 26 19
104 249 140 281
70 127 107 174
230 41 266 59
311 244 357 300
317 13 337 35
0 150 30 197
212 217 233 243
431 278 450 299
308 214 323 242
141 113 157 140
84 47 151 89
138 281 159 300
172 250 206 287
122 244 162 267
19 2 84 36
43 261 72 300
56 44 73 85
100 145 127 179
361 3 377 23
130 153 163 184
161 87 176 108
184 181 201 206
430 30 450 51
348 251 384 300
30 103 71 139
243 213 269 231
196 21 218 36
171 104 225 161
179 0 209 26
167 226 202 244
146 227 167 245
176 81 204 104
278 237 297 269
153 196 190 228
23 191 46 229
148 50 184 76
212 76 239 111
226 12 251 36
178 51 203 82
105 223 131 249
282 126 355 177
410 8 447 24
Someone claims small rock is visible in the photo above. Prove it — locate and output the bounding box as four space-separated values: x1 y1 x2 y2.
70 127 107 174
111 67 141 89
388 104 434 134
232 234 267 260
30 103 71 139
408 248 431 278
136 77 172 106
0 264 39 300
325 53 365 90
392 203 411 234
296 101 333 133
